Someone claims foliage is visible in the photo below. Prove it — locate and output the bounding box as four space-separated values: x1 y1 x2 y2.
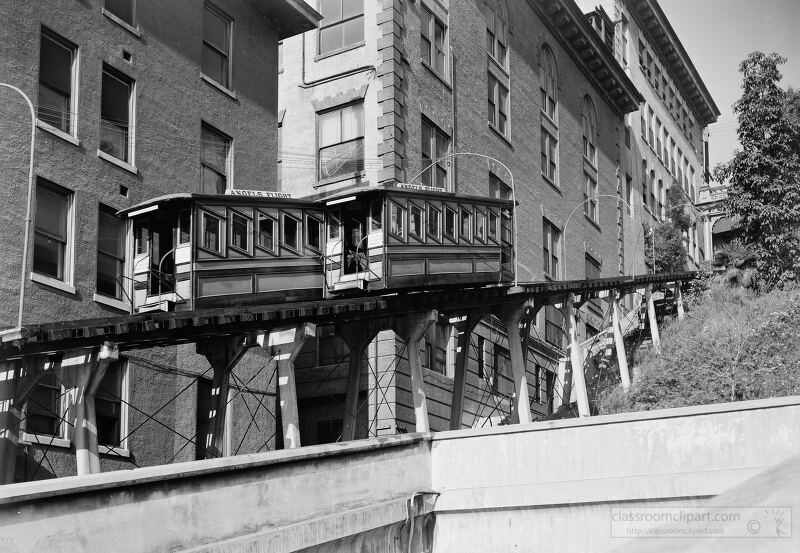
666 182 691 232
713 52 800 287
712 239 760 290
643 221 686 274
597 286 800 414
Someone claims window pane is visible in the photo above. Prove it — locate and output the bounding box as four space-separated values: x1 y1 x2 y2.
435 166 447 189
105 0 133 25
318 110 341 148
98 211 124 258
421 121 432 159
421 36 431 65
460 210 471 239
283 216 299 250
427 205 440 238
36 186 68 240
201 126 228 173
371 200 382 230
100 70 131 161
342 0 362 19
97 252 122 298
201 167 226 194
319 25 342 54
202 45 228 87
39 33 72 96
319 138 364 180
203 7 229 53
410 205 422 238
202 213 220 251
258 216 275 250
342 17 364 47
38 85 70 132
307 217 321 250
231 214 248 250
444 207 456 239
340 104 364 141
319 0 341 22
435 131 448 159
33 233 64 280
475 212 485 241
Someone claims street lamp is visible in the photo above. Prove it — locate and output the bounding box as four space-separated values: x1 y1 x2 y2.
0 83 36 329
410 152 519 287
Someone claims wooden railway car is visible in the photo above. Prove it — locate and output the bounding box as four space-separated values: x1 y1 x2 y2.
119 185 514 313
321 185 514 293
119 193 326 311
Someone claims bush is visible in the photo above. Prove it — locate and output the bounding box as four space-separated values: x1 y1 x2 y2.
597 285 800 414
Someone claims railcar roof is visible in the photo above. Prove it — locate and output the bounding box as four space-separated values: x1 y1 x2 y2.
305 183 516 206
118 192 318 217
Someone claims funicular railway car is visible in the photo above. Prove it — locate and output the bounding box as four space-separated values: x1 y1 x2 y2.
119 185 515 313
321 185 515 293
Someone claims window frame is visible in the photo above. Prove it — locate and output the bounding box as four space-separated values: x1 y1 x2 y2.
426 203 441 242
305 213 323 253
539 45 558 122
199 210 224 255
389 201 407 240
95 359 130 452
37 27 79 139
540 128 558 185
96 204 127 301
474 209 486 243
485 0 508 69
317 102 365 182
318 0 365 56
582 95 597 166
443 204 457 243
420 5 448 79
459 206 472 243
256 211 278 255
421 117 450 190
487 209 499 243
542 218 561 279
104 0 136 29
99 64 136 166
409 202 424 241
228 209 252 255
281 212 302 253
488 73 509 136
584 173 599 223
200 122 232 194
23 372 67 442
32 178 75 288
202 2 233 90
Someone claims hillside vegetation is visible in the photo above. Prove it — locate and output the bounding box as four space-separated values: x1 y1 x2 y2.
598 283 800 414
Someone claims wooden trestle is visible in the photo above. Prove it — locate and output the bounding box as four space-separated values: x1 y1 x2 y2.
0 271 692 483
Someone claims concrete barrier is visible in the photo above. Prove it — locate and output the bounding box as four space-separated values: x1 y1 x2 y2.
0 396 799 553
429 396 800 553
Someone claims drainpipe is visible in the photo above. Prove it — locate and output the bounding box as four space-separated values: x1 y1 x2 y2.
0 83 36 329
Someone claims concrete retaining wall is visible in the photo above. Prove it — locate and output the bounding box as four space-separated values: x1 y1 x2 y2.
429 396 800 553
1 397 799 552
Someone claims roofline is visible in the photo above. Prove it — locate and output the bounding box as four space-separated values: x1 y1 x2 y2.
528 0 644 116
268 0 321 41
629 0 720 125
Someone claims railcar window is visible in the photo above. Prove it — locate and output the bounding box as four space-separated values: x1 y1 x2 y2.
201 212 222 252
135 223 148 255
389 202 406 239
257 214 276 253
459 208 472 241
178 210 191 244
328 210 341 240
370 199 382 231
306 216 322 251
230 212 250 252
501 209 512 244
488 210 498 241
282 214 300 251
409 204 423 240
444 206 456 241
427 204 441 241
475 211 486 242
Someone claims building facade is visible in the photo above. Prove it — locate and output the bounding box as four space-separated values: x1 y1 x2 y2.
576 0 720 269
0 0 316 481
278 0 659 442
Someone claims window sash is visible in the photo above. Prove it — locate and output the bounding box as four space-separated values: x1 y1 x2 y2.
229 213 250 251
201 212 222 252
257 214 276 252
426 204 441 241
100 68 132 163
38 30 75 133
282 214 300 251
203 4 231 87
421 119 449 189
541 130 557 182
390 203 406 238
409 204 423 239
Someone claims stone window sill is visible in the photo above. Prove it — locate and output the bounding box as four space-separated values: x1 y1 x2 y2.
21 432 71 449
37 120 80 147
31 272 76 295
201 74 238 101
99 445 131 458
98 150 138 174
314 41 365 62
102 8 142 38
93 293 132 313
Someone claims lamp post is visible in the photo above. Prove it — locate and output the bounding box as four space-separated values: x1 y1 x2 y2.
410 152 518 287
0 84 36 329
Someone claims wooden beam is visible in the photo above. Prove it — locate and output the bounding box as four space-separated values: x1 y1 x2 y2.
675 280 685 321
448 310 482 430
645 284 662 354
563 294 591 417
499 303 533 425
611 290 632 392
397 312 436 433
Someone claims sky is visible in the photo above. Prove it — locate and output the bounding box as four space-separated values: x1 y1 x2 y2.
658 0 800 171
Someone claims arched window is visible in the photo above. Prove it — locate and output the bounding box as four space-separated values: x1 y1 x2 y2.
485 0 508 67
582 95 597 164
540 45 557 121
649 170 656 213
657 178 664 219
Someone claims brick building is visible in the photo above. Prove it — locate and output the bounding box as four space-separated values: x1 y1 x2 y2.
0 0 316 481
276 0 685 442
576 0 720 269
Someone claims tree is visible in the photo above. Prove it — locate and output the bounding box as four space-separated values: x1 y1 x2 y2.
714 52 800 287
644 182 690 274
